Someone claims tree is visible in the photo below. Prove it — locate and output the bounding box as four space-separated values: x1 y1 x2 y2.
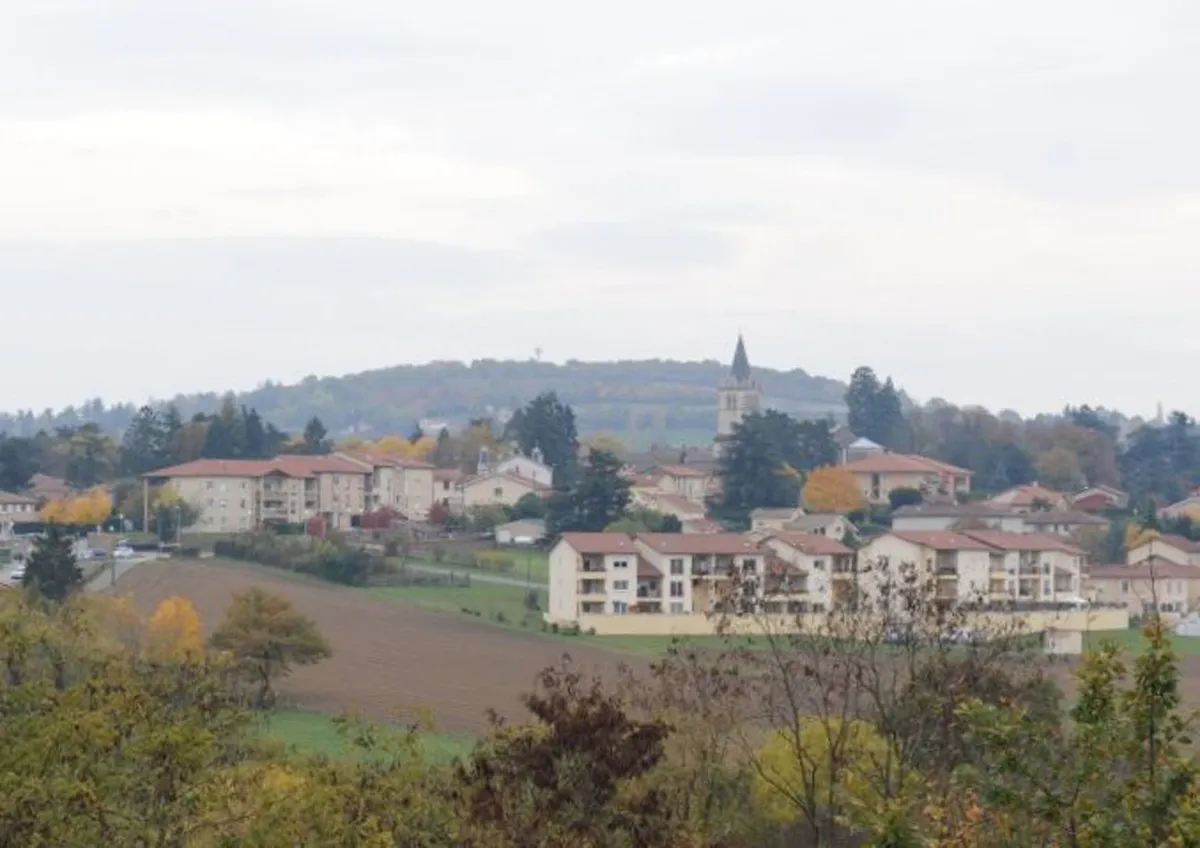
152 485 200 541
510 492 548 520
21 522 83 601
202 396 248 459
504 392 579 487
158 404 184 464
209 588 331 708
119 405 165 476
545 449 631 535
716 411 831 526
63 423 117 488
1035 447 1086 491
871 378 906 448
605 507 683 533
887 486 924 510
845 366 881 439
0 435 39 492
301 416 331 455
581 432 628 461
243 407 268 458
145 596 204 662
803 466 867 513
40 487 112 526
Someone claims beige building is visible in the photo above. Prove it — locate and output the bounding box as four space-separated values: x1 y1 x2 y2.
642 464 711 505
959 530 1085 603
629 490 707 523
750 508 853 539
1127 534 1200 568
142 455 370 533
336 451 436 519
1089 558 1200 618
759 532 855 612
0 491 38 522
842 452 972 505
986 483 1069 512
548 532 767 620
432 468 465 511
458 470 550 512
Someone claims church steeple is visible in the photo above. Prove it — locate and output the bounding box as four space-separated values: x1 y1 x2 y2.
730 334 752 383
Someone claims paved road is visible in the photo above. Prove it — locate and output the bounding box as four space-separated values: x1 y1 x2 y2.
397 560 543 589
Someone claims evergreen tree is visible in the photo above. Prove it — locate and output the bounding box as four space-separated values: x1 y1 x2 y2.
158 405 184 465
714 411 811 527
0 435 39 492
302 417 331 455
845 367 881 438
504 392 580 488
408 422 425 444
22 522 83 601
201 397 247 459
243 407 267 458
119 406 164 476
871 378 905 448
263 423 288 457
545 449 630 535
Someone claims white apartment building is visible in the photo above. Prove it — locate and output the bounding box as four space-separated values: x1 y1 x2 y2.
759 532 856 612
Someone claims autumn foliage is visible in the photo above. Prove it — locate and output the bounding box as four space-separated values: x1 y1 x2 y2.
39 486 113 525
145 595 204 662
802 465 866 513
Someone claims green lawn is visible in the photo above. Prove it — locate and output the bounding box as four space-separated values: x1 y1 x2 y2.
259 709 474 765
394 549 549 584
1085 627 1200 657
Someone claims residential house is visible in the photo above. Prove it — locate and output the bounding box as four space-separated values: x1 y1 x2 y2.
646 464 711 505
1127 534 1200 568
641 492 707 524
1159 495 1200 521
547 532 646 618
844 437 885 463
432 468 465 511
24 474 72 502
633 532 768 616
890 504 1025 533
1018 510 1109 537
759 532 855 612
1088 558 1200 618
1072 485 1129 513
986 483 1069 512
458 471 551 512
494 518 546 546
749 507 803 532
0 491 38 522
142 455 369 533
783 513 854 539
842 452 972 505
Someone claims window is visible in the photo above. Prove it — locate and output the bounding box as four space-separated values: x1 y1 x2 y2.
494 487 503 497
613 560 629 569
240 499 246 509
207 498 214 508
669 558 685 575
613 580 629 591
1177 581 1185 595
741 558 757 573
241 481 247 490
669 602 685 615
670 580 684 598
612 601 628 615
813 559 825 571
1121 581 1130 593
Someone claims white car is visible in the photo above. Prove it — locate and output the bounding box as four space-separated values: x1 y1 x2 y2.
9 566 26 582
113 546 135 559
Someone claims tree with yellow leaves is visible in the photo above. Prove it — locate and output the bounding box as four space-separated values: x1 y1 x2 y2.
40 487 113 526
802 465 866 513
145 595 204 662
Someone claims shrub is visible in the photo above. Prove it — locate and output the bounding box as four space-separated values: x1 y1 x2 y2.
431 545 447 564
523 590 541 612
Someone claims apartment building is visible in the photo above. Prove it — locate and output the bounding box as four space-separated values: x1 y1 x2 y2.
758 532 855 612
959 530 1085 603
1088 557 1200 617
142 455 369 533
548 532 767 620
842 452 972 505
335 451 436 519
432 468 465 511
1127 534 1200 568
0 491 38 521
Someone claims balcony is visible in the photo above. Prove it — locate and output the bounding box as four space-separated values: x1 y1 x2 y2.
934 553 957 576
580 556 606 573
831 556 855 575
692 555 736 577
636 582 662 600
579 580 606 597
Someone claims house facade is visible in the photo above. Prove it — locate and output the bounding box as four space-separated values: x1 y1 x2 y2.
495 453 554 488
0 491 38 522
842 453 972 505
1088 559 1200 618
759 532 855 612
458 471 550 512
1127 534 1200 568
986 483 1069 512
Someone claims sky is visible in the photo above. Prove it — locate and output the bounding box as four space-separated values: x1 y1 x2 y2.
2 1 1198 419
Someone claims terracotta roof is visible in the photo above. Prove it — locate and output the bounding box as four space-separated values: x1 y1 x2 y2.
433 468 465 483
892 503 1009 518
681 518 724 534
635 532 762 555
989 483 1065 508
888 531 996 551
750 507 800 520
961 530 1083 554
558 532 638 555
1021 511 1108 526
269 454 368 476
24 474 72 499
0 490 37 506
636 555 662 578
1132 534 1200 554
144 455 369 480
766 532 853 556
654 464 708 479
843 452 971 476
651 493 707 517
1089 558 1200 581
337 450 435 470
783 514 848 533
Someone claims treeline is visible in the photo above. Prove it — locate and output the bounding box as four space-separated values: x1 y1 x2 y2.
4 562 1200 844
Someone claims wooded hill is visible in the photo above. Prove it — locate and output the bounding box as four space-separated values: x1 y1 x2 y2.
1 359 847 448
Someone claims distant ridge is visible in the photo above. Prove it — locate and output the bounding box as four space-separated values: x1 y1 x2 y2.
0 358 847 449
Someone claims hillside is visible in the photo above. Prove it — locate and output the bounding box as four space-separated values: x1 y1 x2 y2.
1 359 847 448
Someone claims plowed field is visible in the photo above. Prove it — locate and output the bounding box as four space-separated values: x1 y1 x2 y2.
116 559 634 733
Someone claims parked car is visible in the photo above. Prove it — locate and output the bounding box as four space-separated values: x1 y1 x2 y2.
114 545 134 559
9 566 25 582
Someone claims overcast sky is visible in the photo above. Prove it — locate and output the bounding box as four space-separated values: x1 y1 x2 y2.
2 1 1197 418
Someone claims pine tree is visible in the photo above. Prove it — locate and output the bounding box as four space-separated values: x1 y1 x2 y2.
119 406 164 476
22 522 83 602
845 367 881 438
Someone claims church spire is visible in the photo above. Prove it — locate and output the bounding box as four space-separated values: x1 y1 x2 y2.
730 334 751 382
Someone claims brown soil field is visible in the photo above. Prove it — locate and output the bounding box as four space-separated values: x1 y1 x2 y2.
116 559 637 734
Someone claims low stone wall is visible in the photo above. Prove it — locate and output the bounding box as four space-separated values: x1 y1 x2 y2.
562 607 1129 637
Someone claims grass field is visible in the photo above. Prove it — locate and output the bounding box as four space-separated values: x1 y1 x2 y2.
260 710 475 764
1085 627 1200 657
394 549 550 584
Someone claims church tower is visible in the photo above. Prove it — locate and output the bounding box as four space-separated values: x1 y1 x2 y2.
715 334 762 453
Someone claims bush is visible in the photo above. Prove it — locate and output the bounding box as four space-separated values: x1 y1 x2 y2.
474 551 516 573
523 590 541 612
431 545 447 564
211 533 383 587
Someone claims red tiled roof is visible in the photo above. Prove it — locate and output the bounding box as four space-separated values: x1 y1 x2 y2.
0 490 38 506
1136 534 1200 553
766 532 853 556
989 483 1065 507
558 532 638 555
337 450 435 470
432 468 465 483
269 454 368 476
635 532 762 555
651 493 706 516
461 471 551 491
961 530 1082 554
843 453 971 476
1089 558 1200 581
144 455 369 480
889 531 996 551
636 555 661 578
1021 511 1108 526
